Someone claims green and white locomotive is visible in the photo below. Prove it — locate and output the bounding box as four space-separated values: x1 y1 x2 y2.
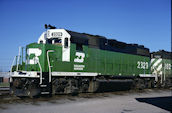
151 50 172 86
10 25 172 97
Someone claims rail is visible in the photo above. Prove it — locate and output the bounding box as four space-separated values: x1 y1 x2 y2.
47 50 54 82
38 59 42 84
10 56 17 75
16 46 21 71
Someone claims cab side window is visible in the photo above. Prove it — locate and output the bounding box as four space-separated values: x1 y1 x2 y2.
64 38 68 48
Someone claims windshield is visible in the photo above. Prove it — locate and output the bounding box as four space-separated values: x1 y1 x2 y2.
47 38 62 45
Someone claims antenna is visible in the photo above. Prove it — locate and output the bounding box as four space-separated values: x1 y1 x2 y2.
48 24 56 29
44 24 48 30
44 24 56 29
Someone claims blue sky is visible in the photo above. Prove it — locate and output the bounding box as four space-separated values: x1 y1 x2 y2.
0 0 171 71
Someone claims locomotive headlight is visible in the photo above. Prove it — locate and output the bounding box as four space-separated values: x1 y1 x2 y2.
47 31 50 38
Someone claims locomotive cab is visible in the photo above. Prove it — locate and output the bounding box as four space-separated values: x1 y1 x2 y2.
38 29 71 62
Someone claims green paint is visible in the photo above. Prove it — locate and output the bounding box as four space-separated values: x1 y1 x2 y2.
162 59 172 77
23 43 150 77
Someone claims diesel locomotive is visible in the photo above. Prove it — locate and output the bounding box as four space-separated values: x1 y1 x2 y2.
10 25 172 97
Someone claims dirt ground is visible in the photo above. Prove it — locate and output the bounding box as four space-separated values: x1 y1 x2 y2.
0 89 172 113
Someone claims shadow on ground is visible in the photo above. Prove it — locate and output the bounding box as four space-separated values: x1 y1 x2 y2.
136 96 172 112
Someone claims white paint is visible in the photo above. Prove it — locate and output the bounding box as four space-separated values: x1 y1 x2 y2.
11 71 40 78
10 56 17 74
139 74 158 82
28 48 42 56
52 72 98 76
47 50 54 83
151 58 155 63
156 64 162 72
38 32 46 44
37 59 42 84
74 52 85 63
74 64 85 70
27 48 42 64
37 29 71 62
152 58 162 68
159 71 162 75
151 58 163 76
16 46 21 71
46 30 63 39
164 63 171 70
137 61 149 69
47 29 71 62
46 29 71 62
62 45 70 62
139 74 157 78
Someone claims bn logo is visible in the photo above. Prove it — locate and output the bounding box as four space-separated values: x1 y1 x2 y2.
74 52 85 63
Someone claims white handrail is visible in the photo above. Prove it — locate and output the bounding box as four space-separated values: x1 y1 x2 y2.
37 58 42 84
10 56 17 76
16 46 21 71
47 50 54 83
163 65 166 84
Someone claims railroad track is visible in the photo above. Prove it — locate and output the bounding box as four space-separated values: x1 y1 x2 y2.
0 88 171 105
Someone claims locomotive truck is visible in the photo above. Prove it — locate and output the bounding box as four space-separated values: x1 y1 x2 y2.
10 25 172 97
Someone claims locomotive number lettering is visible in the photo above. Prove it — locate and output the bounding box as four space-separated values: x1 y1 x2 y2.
74 52 85 63
137 61 148 69
164 63 171 70
51 32 63 37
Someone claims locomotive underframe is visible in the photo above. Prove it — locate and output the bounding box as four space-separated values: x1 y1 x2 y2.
10 73 159 97
10 77 40 97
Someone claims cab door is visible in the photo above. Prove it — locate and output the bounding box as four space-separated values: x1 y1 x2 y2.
62 37 70 62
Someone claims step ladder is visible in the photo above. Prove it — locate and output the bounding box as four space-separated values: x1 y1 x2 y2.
40 72 52 95
40 50 54 96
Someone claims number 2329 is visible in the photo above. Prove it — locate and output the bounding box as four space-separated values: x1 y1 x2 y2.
137 61 148 69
